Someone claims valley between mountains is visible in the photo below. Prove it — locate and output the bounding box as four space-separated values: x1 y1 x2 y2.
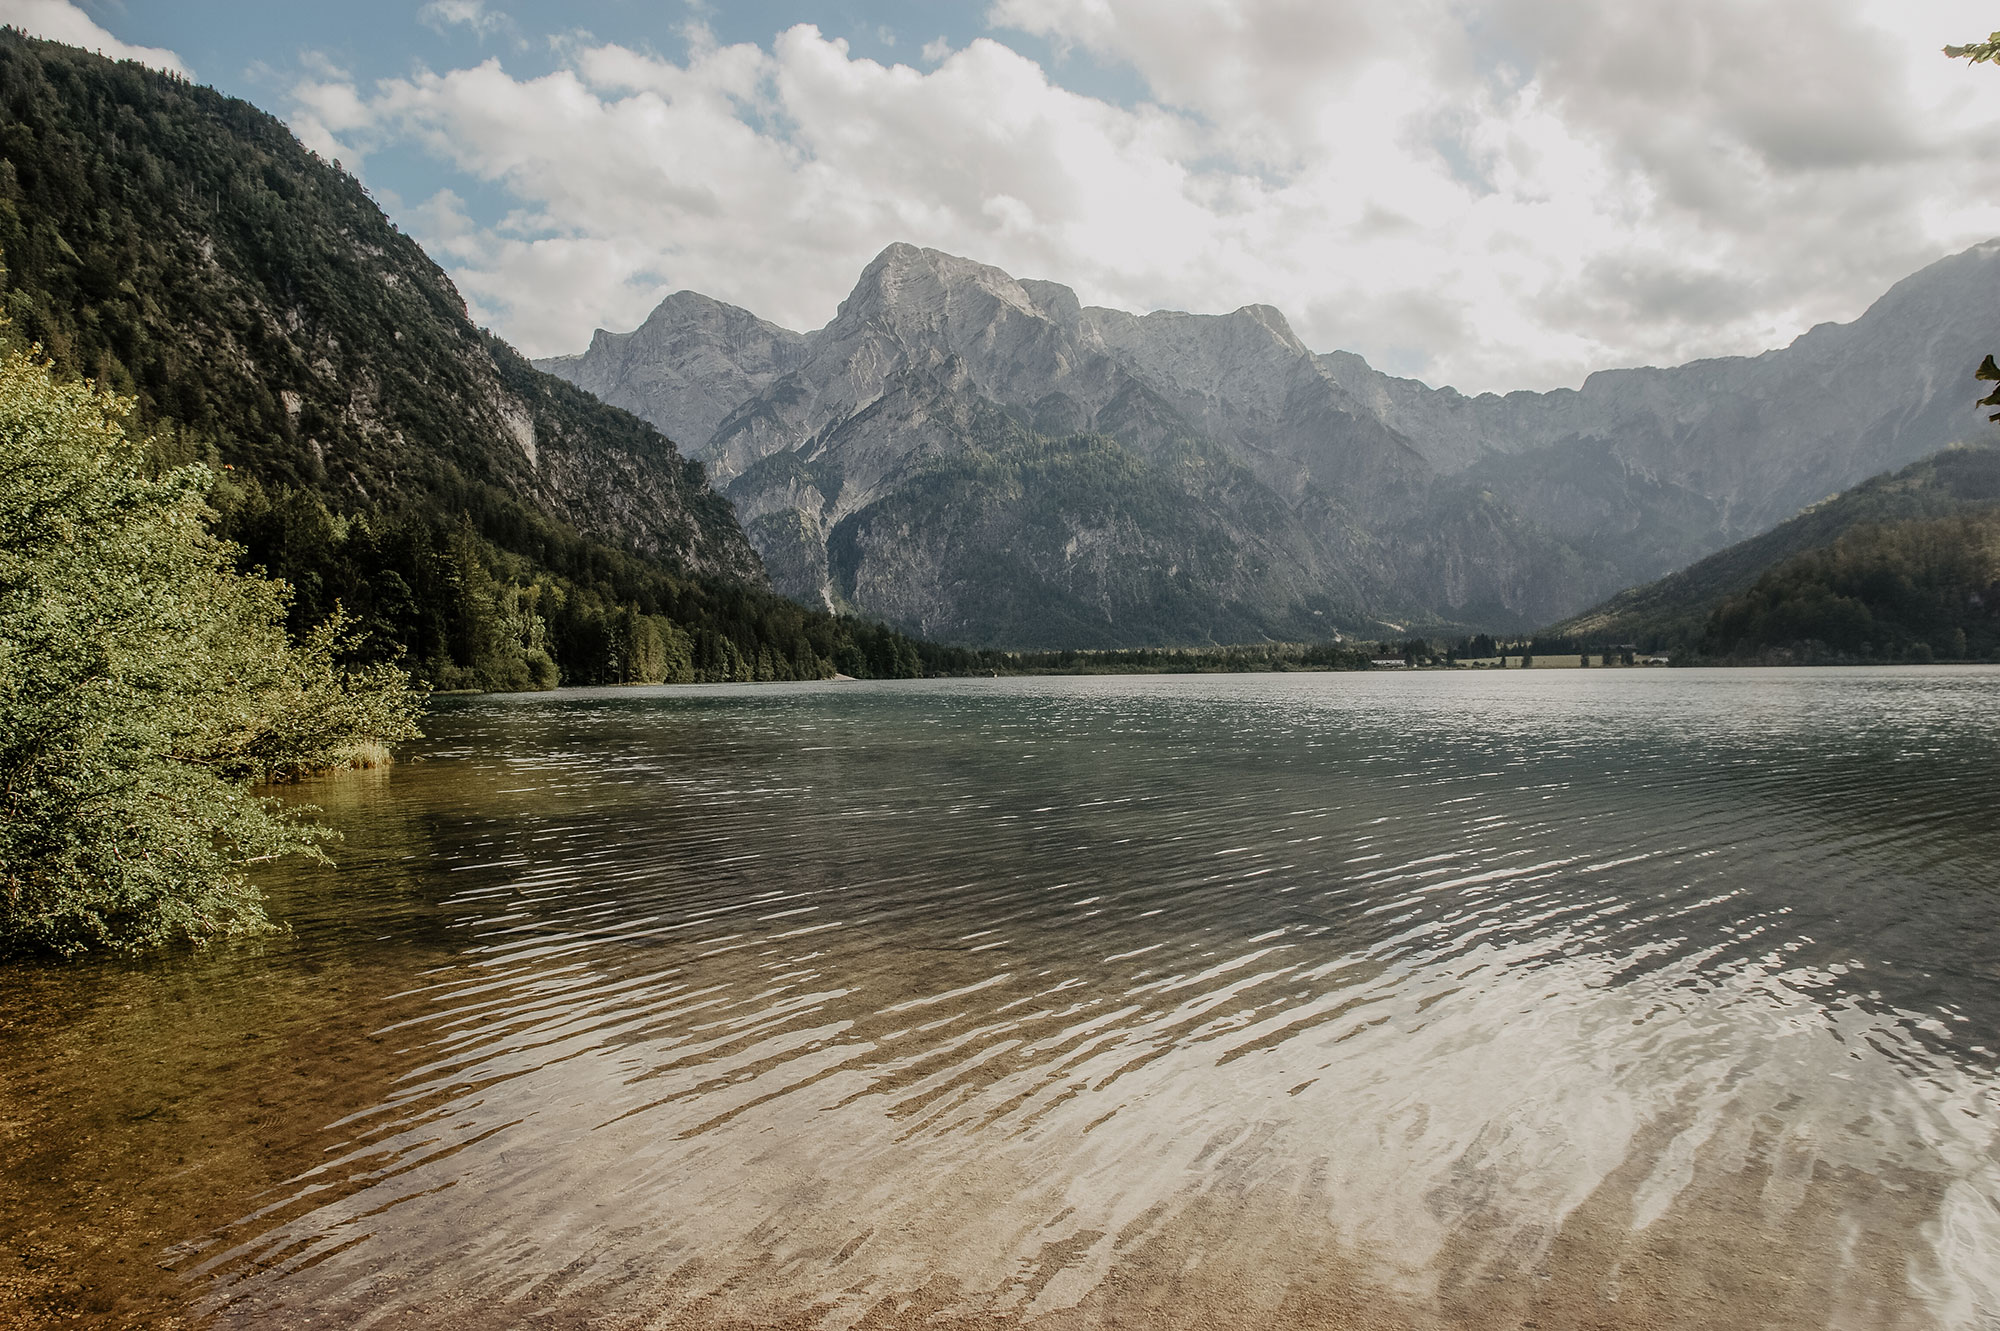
541 241 2000 650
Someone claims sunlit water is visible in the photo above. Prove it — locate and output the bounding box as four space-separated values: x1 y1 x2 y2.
5 669 2000 1329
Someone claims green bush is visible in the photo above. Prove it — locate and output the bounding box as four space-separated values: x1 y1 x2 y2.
0 350 422 956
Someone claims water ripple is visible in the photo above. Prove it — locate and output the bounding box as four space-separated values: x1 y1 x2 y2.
156 669 2000 1328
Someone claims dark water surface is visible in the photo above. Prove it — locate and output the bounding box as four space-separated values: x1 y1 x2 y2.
5 668 2000 1329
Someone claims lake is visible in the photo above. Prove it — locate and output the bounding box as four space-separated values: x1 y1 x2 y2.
4 668 1999 1330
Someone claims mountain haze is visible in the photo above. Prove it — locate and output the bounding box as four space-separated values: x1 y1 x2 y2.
543 242 2000 648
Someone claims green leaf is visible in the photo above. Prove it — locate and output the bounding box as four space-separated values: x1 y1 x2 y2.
0 349 423 957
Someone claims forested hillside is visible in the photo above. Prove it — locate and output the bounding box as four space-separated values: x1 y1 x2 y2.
1553 443 2000 661
0 31 929 686
1697 510 2000 662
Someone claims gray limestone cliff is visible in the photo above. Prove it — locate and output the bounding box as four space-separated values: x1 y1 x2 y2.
537 241 2000 646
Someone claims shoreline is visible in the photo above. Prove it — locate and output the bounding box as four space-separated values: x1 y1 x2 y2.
440 658 2000 696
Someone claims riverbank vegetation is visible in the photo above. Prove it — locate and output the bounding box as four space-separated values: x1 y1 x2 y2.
0 28 945 959
0 349 422 957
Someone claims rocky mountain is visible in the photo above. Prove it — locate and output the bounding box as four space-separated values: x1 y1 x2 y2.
538 291 810 468
540 241 2000 648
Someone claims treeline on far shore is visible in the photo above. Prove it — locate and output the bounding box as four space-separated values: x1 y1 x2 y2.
922 636 1633 677
213 465 2000 694
914 639 1381 676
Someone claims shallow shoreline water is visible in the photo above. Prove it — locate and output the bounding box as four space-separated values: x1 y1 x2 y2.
4 667 1998 1329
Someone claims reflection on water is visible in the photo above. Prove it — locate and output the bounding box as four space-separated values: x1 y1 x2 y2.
5 668 2000 1329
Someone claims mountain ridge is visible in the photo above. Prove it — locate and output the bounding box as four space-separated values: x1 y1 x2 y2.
540 240 2000 647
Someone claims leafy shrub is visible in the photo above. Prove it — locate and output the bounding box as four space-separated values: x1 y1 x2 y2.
0 350 422 956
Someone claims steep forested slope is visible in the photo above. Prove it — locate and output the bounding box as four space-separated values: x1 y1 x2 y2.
1698 511 2000 662
1554 443 2000 659
0 32 928 686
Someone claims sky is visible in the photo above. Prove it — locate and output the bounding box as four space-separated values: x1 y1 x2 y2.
10 1 2000 391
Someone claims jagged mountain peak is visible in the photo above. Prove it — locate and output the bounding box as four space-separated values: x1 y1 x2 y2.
1090 301 1309 355
535 287 808 454
829 243 1073 353
715 243 1135 478
844 242 1032 310
1784 239 2000 365
1017 278 1084 325
539 238 2000 646
1083 301 1315 400
633 288 804 340
1231 303 1311 355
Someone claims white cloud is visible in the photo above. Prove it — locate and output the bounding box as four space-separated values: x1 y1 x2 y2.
419 0 512 41
0 0 187 76
287 68 373 164
290 4 2000 391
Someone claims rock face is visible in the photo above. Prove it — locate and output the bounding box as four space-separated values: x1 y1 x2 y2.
537 292 809 464
538 241 2000 646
